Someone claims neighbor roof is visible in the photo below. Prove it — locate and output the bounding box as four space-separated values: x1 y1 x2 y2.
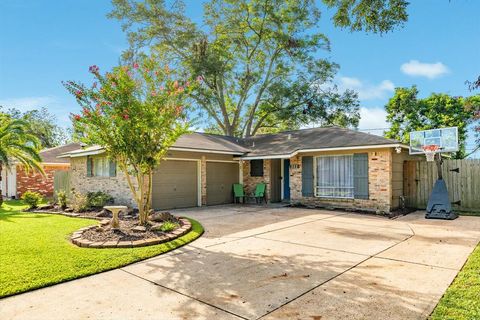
241 127 403 159
39 143 83 163
59 127 404 159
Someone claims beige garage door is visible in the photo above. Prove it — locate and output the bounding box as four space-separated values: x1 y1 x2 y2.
152 160 198 210
206 162 239 206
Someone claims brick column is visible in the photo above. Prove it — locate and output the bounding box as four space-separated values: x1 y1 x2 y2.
201 156 207 205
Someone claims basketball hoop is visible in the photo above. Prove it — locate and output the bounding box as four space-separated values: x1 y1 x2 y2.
422 144 439 162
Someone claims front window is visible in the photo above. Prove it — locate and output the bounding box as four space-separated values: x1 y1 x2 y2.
87 156 115 177
315 155 354 198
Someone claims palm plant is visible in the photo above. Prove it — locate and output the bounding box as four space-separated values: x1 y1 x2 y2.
0 116 44 205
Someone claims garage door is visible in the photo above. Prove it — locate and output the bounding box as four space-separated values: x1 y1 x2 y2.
206 162 239 206
152 160 198 210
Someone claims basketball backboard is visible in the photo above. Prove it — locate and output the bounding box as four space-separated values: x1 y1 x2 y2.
409 127 459 155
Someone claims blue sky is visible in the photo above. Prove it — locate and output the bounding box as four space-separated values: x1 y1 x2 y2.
0 0 479 153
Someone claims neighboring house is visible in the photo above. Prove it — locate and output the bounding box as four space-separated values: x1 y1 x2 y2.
1 143 82 199
60 127 419 213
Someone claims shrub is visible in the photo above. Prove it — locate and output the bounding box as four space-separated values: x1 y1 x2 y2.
159 221 179 232
56 190 68 210
71 191 89 213
86 191 114 208
21 191 43 209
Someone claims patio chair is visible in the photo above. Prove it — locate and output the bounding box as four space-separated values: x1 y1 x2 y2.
233 183 245 204
251 183 267 204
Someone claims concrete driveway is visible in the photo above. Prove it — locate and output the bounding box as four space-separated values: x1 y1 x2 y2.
1 205 480 320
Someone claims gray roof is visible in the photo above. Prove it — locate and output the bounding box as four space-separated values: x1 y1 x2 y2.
173 132 249 154
242 127 402 158
59 127 403 159
40 143 83 163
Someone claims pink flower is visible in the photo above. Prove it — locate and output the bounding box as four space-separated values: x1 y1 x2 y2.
75 90 83 97
159 86 164 91
123 114 129 120
133 62 139 69
151 90 157 96
73 114 81 121
89 65 99 74
196 75 203 83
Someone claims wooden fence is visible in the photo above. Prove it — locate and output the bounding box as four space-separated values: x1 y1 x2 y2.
404 159 480 212
53 171 70 198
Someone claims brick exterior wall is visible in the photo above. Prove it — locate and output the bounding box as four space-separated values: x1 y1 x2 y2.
16 164 70 198
69 157 138 207
242 159 271 201
289 149 393 213
201 156 207 205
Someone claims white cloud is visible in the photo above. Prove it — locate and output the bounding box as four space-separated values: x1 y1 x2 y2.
358 107 388 136
400 60 449 79
0 96 57 111
337 77 395 100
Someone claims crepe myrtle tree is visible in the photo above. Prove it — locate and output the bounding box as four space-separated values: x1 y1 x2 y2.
64 58 197 224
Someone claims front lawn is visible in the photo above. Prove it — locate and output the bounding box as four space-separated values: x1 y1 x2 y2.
0 200 203 298
430 242 480 319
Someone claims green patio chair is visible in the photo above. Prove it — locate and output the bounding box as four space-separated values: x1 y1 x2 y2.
233 183 245 204
252 183 267 204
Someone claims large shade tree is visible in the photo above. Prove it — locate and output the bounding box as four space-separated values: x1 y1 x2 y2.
64 58 195 224
0 107 68 148
384 86 480 159
109 0 408 137
0 116 44 205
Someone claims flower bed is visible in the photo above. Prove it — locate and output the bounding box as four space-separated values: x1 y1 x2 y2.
71 217 192 248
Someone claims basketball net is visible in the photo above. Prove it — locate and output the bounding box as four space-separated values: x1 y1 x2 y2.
422 144 440 162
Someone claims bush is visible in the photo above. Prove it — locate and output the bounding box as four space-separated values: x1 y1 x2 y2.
86 191 114 208
159 221 179 232
71 191 89 213
21 191 43 209
56 190 68 210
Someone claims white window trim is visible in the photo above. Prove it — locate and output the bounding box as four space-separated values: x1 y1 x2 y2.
314 154 355 199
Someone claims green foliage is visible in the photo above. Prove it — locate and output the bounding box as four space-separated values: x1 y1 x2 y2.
0 107 68 148
21 191 43 209
384 86 480 159
86 191 114 208
322 0 409 33
159 221 179 232
56 190 68 210
63 56 194 223
430 243 480 319
0 201 203 298
70 191 89 213
109 0 362 137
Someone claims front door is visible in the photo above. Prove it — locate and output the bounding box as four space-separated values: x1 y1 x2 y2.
270 159 282 202
283 159 290 200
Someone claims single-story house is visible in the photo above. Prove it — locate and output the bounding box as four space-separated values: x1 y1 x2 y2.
1 143 82 199
60 127 420 213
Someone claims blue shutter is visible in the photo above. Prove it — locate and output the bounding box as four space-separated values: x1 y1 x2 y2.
86 157 92 177
354 153 369 199
109 159 117 177
302 156 314 197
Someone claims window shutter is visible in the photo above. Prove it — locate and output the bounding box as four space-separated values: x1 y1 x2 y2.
86 157 93 177
302 156 314 197
109 159 117 177
354 153 369 199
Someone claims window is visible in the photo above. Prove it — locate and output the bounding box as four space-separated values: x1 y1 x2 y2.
250 159 264 177
315 155 354 198
87 156 116 177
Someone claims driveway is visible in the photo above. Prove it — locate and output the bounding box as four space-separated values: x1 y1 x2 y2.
1 205 480 320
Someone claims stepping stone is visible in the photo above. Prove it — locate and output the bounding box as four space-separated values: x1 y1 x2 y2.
132 226 146 232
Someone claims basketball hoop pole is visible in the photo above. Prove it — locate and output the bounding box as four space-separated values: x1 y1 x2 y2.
435 153 443 180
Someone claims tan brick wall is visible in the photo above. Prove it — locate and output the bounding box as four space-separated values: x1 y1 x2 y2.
16 164 69 198
242 159 271 201
290 148 394 213
201 156 207 205
69 157 138 207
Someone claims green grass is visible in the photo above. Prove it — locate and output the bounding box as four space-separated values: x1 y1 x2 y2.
0 200 203 298
430 242 480 319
